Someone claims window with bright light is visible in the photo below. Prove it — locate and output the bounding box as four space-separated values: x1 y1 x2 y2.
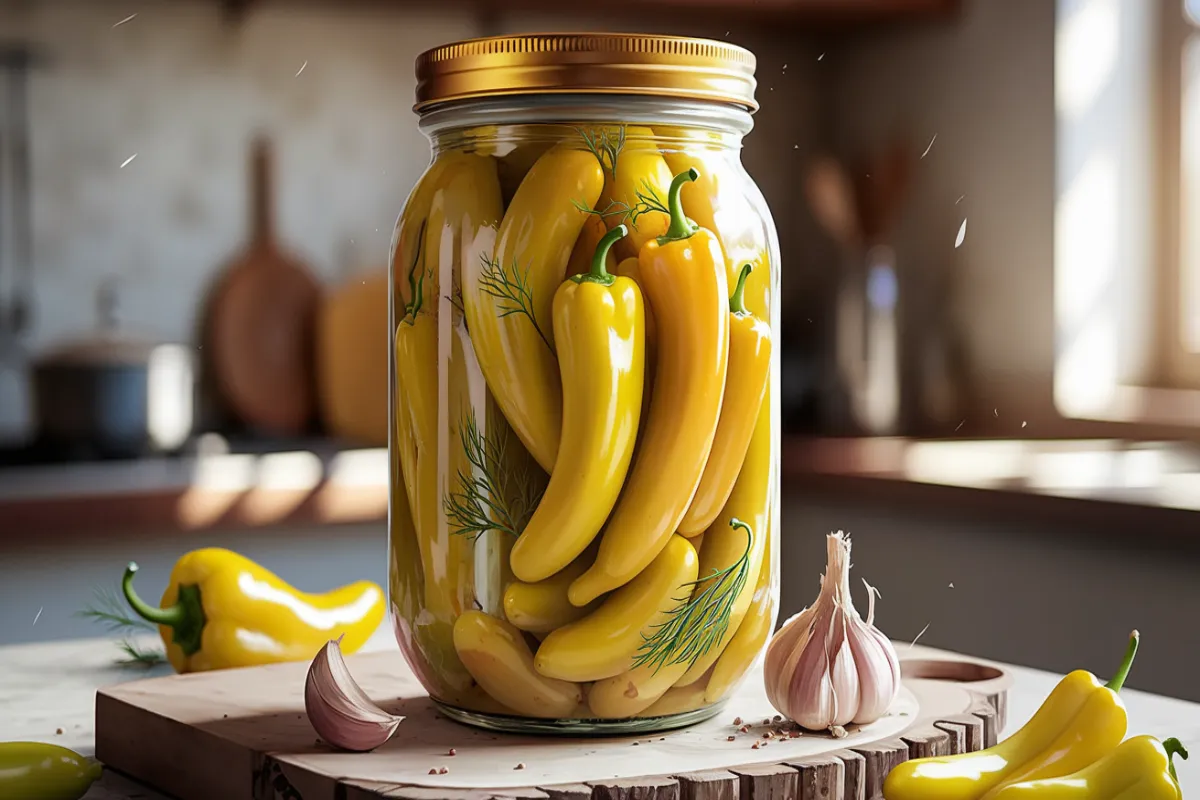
1181 10 1200 354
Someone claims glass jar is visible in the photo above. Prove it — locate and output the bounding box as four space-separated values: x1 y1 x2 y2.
388 33 780 734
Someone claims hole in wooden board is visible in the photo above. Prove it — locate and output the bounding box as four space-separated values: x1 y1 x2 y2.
901 659 1003 683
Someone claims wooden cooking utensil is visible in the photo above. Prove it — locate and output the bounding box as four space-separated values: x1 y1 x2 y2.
205 137 321 436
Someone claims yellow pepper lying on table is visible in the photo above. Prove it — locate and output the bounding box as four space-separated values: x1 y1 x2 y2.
992 735 1188 800
884 631 1141 800
122 549 384 673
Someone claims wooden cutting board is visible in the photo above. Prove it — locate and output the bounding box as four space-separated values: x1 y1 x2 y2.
94 649 1010 800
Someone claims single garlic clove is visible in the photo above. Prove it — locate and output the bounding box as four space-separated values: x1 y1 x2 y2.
304 636 404 752
764 606 814 705
827 607 860 728
845 582 901 725
785 602 838 730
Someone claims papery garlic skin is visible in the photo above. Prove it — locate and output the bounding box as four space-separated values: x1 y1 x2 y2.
305 636 404 752
763 532 901 731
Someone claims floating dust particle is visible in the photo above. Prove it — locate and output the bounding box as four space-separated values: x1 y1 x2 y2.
783 63 788 69
818 53 825 60
1022 421 1028 428
956 194 966 204
296 60 308 77
955 219 968 248
112 13 137 27
954 420 965 432
120 154 137 169
33 607 42 625
794 144 799 149
920 134 938 159
910 622 931 649
994 408 999 417
949 582 955 588
831 725 848 739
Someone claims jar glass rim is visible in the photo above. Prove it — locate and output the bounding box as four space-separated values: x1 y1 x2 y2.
416 94 755 139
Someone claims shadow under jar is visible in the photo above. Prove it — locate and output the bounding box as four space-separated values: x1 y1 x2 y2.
388 33 781 735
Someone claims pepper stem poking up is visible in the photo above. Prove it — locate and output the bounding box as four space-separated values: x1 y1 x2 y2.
730 263 754 315
1164 738 1189 782
122 562 207 657
572 224 627 286
659 168 700 244
1104 629 1140 692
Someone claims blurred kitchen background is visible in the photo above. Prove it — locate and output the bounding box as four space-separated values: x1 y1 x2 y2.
3 0 1200 700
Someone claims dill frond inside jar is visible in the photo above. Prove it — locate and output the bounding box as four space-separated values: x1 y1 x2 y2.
388 32 781 734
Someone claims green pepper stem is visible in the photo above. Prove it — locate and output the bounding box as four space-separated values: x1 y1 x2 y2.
122 563 185 627
661 168 700 242
1104 629 1140 693
122 562 207 656
1164 738 1188 783
730 263 753 315
587 225 627 286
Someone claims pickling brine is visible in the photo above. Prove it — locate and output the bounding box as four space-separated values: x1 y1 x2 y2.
389 32 781 734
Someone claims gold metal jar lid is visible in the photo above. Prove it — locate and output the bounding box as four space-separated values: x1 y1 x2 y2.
414 33 758 113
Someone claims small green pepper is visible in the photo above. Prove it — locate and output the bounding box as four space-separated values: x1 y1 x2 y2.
0 742 102 800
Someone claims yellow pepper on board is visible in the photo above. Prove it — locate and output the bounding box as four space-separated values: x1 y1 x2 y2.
676 395 773 686
121 549 384 673
679 263 772 536
536 534 699 683
453 611 582 719
509 225 645 583
569 168 730 607
990 735 1188 800
884 631 1142 800
463 143 604 472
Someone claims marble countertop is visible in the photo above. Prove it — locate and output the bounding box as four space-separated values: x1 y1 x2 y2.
2 627 1197 799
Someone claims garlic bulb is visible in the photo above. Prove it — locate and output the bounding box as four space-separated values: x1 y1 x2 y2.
764 531 901 731
305 635 404 751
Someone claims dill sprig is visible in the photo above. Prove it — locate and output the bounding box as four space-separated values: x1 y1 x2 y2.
477 252 553 353
116 639 167 667
577 125 626 179
78 585 156 635
78 585 168 668
632 519 754 674
443 412 543 540
572 177 671 232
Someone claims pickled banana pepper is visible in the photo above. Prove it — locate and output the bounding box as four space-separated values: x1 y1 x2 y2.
389 32 779 732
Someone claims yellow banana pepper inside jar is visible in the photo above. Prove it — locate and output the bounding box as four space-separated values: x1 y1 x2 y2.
388 32 781 734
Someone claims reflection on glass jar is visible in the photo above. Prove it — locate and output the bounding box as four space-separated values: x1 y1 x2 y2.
388 33 781 734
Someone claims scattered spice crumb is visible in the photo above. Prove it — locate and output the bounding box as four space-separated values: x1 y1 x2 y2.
438 767 449 775
632 742 639 746
659 737 666 741
727 736 736 742
448 748 456 756
831 725 848 739
429 768 438 775
752 742 761 749
739 725 750 733
515 763 526 770
900 712 910 717
790 731 802 739
733 716 742 725
55 728 63 735
773 715 782 722
762 718 771 725
763 732 773 739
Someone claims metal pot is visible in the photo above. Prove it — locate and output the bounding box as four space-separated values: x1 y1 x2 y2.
32 280 194 459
